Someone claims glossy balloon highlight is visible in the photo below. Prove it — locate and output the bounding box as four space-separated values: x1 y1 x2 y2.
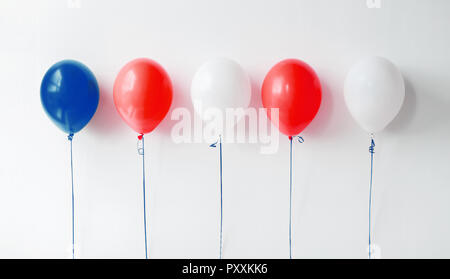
191 58 251 123
40 60 99 134
344 56 405 133
262 59 322 137
113 58 173 135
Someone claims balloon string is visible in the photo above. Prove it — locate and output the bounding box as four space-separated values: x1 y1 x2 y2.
210 135 223 259
68 133 75 259
289 136 293 260
288 135 304 260
138 134 148 259
368 135 375 259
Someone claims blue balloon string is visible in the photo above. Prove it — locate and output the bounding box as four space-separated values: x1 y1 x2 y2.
219 135 223 260
289 136 304 259
138 135 148 259
68 133 75 259
368 137 375 259
210 135 223 259
289 137 293 260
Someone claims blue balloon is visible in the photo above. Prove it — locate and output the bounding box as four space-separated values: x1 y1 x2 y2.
40 60 99 135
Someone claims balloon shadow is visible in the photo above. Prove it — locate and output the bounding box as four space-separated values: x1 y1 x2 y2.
386 77 416 133
86 82 126 135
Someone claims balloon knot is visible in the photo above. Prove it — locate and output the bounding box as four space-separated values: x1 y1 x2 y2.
210 140 218 148
137 134 144 155
210 135 221 148
369 139 375 154
290 136 304 143
68 134 74 141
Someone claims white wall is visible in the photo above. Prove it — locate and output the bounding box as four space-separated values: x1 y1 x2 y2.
1 0 450 259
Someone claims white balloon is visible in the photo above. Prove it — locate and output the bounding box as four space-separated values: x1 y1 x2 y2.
344 57 405 133
191 58 251 123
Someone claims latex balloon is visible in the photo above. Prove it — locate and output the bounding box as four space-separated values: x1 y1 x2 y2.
113 58 173 135
261 59 322 137
344 57 405 133
40 60 99 135
191 58 251 122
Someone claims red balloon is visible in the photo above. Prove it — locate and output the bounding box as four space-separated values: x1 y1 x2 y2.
114 58 173 135
262 59 322 137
